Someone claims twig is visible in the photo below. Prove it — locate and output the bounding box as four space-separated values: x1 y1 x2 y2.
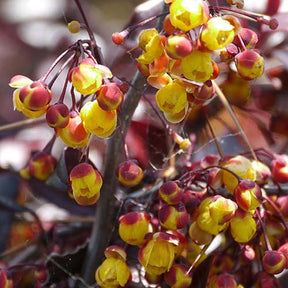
0 117 46 133
212 80 257 161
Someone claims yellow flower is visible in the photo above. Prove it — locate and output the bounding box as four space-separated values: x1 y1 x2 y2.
69 163 103 206
164 264 192 288
69 58 102 95
80 100 117 138
138 232 178 275
56 112 90 148
137 29 164 64
201 17 235 50
169 0 209 32
156 81 187 114
119 211 152 246
229 209 256 243
181 50 213 82
222 155 256 193
95 257 131 288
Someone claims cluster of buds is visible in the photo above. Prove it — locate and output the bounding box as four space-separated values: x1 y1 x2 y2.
112 0 275 124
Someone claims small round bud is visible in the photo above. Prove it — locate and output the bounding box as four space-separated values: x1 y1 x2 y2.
164 264 192 288
271 155 288 183
97 83 123 111
68 20 81 33
158 202 189 230
262 250 287 274
116 160 144 187
207 272 238 288
233 28 259 49
165 35 192 59
235 49 264 80
158 181 183 205
46 103 70 128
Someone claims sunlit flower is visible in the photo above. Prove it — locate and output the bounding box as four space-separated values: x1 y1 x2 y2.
138 232 178 275
69 58 103 95
69 162 103 206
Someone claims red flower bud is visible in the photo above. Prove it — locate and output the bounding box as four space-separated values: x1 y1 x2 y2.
262 250 287 274
158 181 183 205
46 103 70 128
97 83 123 111
116 160 144 187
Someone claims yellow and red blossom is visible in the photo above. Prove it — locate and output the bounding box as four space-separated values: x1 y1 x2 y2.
56 112 90 148
165 34 193 59
69 58 102 95
271 155 288 183
235 49 264 80
207 273 239 288
158 202 189 230
181 50 214 83
69 162 102 206
147 73 172 89
229 209 256 243
149 52 170 76
104 245 127 261
233 27 258 49
158 181 183 205
201 17 235 51
138 232 178 275
169 0 209 32
252 160 271 185
26 151 57 181
222 155 256 193
97 83 123 111
9 74 33 88
262 250 287 275
188 221 213 245
116 160 144 187
95 247 131 288
118 211 152 246
156 81 187 114
46 103 70 129
137 29 164 64
164 264 192 288
234 179 262 212
80 100 117 138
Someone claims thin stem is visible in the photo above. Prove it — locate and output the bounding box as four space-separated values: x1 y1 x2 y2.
40 47 74 83
255 208 272 251
212 80 257 161
0 118 46 133
206 115 224 159
74 0 104 64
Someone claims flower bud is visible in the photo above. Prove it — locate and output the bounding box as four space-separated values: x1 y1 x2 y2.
235 49 264 80
194 80 215 102
155 81 187 114
234 179 262 212
164 264 192 288
28 151 57 181
80 100 117 138
262 250 287 274
158 181 183 205
138 232 178 275
69 58 102 95
158 202 189 230
233 28 258 49
18 81 52 111
181 50 214 83
165 35 192 59
116 160 143 187
69 162 102 206
240 245 255 263
201 17 235 51
68 20 81 33
46 103 70 128
207 273 238 288
255 271 279 288
169 0 209 32
271 155 288 183
275 195 288 217
95 256 131 288
229 209 256 243
56 112 90 148
278 242 288 265
97 83 123 111
252 160 271 185
119 211 152 246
